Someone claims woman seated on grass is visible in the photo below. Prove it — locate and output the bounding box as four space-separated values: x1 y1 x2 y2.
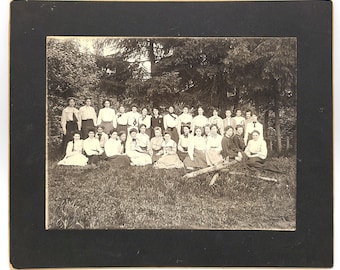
104 129 130 167
154 131 184 169
205 124 223 166
118 131 127 153
243 130 268 167
183 127 207 169
177 125 192 161
221 125 242 161
83 129 104 164
126 128 152 166
149 126 164 163
58 131 88 166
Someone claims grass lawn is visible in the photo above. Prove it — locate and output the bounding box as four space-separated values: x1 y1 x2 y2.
46 157 296 230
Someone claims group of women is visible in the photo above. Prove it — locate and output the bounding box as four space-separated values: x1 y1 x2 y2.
57 97 268 169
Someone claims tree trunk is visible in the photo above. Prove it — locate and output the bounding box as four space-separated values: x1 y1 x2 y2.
263 109 269 139
148 40 155 76
274 94 282 155
269 138 273 152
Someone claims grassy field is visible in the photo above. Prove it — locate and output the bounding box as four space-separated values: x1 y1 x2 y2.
46 157 296 230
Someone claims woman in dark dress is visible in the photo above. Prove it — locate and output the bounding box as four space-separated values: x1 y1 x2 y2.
150 107 163 138
61 97 81 154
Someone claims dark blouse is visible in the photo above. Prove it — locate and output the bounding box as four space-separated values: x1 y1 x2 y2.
221 136 238 159
232 133 246 152
151 115 164 129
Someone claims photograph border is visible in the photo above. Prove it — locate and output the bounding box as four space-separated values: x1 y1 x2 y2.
10 1 332 267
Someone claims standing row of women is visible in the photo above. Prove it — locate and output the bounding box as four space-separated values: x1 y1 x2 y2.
60 97 264 155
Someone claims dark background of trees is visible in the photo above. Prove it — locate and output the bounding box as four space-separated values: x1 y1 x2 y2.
47 37 297 157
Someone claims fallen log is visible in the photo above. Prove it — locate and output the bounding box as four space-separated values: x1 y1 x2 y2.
183 160 238 179
229 171 278 183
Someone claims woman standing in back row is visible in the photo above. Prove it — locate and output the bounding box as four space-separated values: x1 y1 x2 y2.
61 97 81 154
97 99 117 135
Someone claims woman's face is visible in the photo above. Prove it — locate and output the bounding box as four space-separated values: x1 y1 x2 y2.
213 110 218 116
164 134 171 141
183 107 188 114
104 101 110 108
153 108 159 115
88 131 95 138
204 126 210 135
142 108 148 115
120 133 127 142
132 107 137 113
111 132 118 139
236 127 243 135
236 110 242 117
168 106 174 113
226 128 234 137
210 125 218 135
130 132 137 139
198 108 204 115
73 133 80 140
119 106 125 113
154 129 161 137
183 126 189 135
140 126 146 133
195 128 202 136
97 127 103 134
68 99 75 107
252 132 259 141
85 99 91 106
225 110 231 117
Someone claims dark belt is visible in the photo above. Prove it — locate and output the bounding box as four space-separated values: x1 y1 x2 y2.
168 127 176 131
140 146 147 151
182 147 188 151
82 119 93 121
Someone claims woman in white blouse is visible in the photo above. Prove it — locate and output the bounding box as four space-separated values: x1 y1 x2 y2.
192 107 209 134
104 129 130 167
125 128 152 166
58 131 88 166
243 130 267 168
183 127 207 169
138 108 152 137
163 106 179 143
177 125 193 161
154 131 184 169
209 109 224 134
178 106 193 135
205 124 224 166
97 99 117 135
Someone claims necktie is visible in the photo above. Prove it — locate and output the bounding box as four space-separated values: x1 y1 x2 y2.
133 118 137 126
98 133 102 141
253 122 256 128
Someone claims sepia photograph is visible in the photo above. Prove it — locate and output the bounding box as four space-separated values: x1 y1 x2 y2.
46 36 297 230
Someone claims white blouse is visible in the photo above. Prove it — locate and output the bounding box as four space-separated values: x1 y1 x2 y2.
97 108 116 126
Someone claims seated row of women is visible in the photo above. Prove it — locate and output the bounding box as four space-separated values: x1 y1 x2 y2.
58 123 268 170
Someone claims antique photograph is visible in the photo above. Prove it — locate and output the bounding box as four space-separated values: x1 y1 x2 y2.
46 36 297 230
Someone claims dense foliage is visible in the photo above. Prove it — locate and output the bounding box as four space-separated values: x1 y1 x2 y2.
47 37 297 156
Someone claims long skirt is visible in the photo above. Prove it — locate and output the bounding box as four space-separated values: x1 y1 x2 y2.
128 151 152 166
205 150 224 166
116 124 127 135
183 149 207 168
154 154 184 169
166 127 179 143
81 119 95 139
107 155 130 168
177 150 188 161
62 121 78 154
101 121 114 135
58 153 88 166
246 156 266 168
